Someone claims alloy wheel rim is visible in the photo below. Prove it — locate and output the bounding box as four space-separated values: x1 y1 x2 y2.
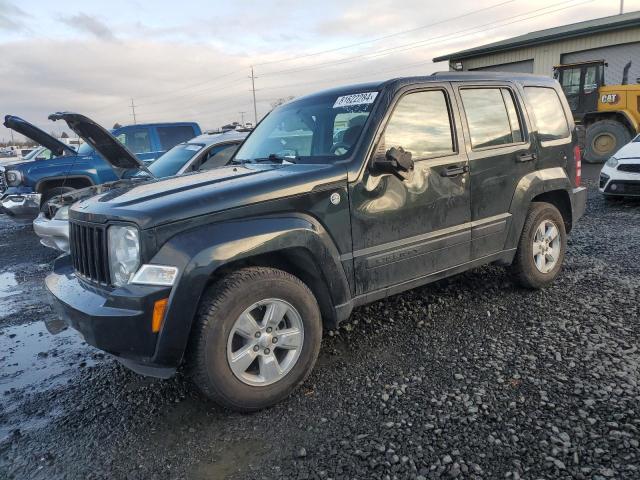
532 219 561 274
226 298 304 386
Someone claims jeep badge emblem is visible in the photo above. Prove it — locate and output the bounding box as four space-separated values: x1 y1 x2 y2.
330 192 341 205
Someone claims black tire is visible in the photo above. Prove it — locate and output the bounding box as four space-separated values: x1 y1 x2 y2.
40 186 75 211
584 120 632 164
510 202 567 289
188 267 322 412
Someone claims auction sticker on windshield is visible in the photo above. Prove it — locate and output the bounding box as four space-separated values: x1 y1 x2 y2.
333 92 378 108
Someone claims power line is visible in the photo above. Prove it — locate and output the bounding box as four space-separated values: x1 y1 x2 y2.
258 0 592 78
253 0 516 67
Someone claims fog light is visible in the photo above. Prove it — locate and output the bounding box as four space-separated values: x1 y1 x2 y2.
130 264 178 286
152 298 168 333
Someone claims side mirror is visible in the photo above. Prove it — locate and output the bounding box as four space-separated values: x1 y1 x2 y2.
372 147 414 180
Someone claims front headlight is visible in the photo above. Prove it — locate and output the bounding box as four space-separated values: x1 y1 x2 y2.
5 170 23 186
53 206 69 220
606 156 619 167
108 225 140 287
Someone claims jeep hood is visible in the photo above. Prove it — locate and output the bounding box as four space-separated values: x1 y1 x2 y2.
69 162 347 228
48 112 153 178
3 115 75 156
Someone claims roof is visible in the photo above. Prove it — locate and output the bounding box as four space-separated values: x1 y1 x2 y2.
188 130 248 145
433 10 640 62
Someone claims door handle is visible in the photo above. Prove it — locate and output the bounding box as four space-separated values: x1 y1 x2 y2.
440 164 469 177
516 152 537 163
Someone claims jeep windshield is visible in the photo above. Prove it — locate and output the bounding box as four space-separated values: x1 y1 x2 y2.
234 91 379 164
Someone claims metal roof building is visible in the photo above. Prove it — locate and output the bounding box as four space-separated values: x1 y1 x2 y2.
433 11 640 85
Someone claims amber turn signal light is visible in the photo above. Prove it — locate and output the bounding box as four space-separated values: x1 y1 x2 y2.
152 298 168 333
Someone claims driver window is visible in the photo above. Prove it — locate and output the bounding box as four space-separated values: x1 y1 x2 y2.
380 90 455 161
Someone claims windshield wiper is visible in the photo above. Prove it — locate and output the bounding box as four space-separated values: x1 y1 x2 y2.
254 153 298 164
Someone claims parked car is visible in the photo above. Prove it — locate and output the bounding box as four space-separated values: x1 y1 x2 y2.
0 115 201 223
34 122 248 252
599 134 640 198
46 73 586 411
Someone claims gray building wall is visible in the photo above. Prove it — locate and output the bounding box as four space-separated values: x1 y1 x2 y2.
456 26 640 77
561 42 640 85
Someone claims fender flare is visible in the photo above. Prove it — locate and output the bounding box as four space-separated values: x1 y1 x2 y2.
505 167 573 250
35 175 95 193
150 214 352 366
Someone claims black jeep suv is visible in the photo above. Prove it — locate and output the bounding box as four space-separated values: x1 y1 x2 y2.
47 73 587 411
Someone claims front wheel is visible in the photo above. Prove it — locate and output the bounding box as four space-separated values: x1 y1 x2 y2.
188 267 322 412
510 202 567 289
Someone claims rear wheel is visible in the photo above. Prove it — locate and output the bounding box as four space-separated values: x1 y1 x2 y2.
188 267 322 412
511 202 567 289
584 120 631 164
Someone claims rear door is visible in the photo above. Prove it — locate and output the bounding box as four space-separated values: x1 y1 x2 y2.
454 82 536 259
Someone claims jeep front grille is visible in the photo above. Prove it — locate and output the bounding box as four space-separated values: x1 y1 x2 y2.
617 163 640 174
0 169 7 193
69 221 111 285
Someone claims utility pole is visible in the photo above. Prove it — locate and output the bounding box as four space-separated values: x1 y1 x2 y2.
250 66 258 125
130 98 137 124
239 111 246 125
620 0 624 14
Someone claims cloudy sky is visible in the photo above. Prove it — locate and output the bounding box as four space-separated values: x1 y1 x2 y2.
0 0 637 142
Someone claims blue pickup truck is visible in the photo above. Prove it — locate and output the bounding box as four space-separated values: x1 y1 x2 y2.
0 116 201 222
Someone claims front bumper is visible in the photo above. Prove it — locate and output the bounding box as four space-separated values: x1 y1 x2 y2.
571 186 587 227
0 192 41 222
599 165 640 197
33 213 70 252
46 255 177 377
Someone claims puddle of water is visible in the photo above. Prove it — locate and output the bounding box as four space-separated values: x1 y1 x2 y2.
0 321 102 442
0 320 96 395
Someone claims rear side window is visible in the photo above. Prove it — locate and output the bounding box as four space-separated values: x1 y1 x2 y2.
157 125 197 151
460 88 523 148
382 90 455 160
524 87 570 141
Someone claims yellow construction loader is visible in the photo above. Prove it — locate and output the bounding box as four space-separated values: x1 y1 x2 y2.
554 60 640 163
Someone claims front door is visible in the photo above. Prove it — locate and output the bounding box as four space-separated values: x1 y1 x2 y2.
349 85 471 295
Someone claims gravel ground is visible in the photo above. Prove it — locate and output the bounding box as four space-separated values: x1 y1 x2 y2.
0 164 639 479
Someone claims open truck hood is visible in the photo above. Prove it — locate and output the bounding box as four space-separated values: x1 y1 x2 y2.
3 115 76 156
48 112 154 178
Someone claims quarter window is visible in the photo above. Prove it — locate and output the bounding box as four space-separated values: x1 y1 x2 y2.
381 90 455 160
461 88 523 149
524 87 570 141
